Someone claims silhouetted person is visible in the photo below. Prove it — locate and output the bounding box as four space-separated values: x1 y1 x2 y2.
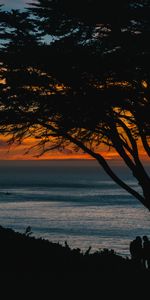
143 235 150 269
24 226 32 236
130 236 143 264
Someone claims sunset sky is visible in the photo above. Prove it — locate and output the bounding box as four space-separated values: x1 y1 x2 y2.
0 134 122 160
0 134 148 161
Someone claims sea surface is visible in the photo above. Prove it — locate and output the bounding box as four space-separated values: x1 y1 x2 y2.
0 159 150 257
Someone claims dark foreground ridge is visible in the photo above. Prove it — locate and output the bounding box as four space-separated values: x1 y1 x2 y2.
0 225 148 273
0 225 136 272
0 225 150 295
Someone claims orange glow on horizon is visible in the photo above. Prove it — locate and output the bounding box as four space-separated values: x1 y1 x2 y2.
0 135 149 161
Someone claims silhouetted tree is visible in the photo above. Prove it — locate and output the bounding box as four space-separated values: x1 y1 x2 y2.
1 1 150 210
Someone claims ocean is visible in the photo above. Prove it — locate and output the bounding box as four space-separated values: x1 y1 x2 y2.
0 159 150 257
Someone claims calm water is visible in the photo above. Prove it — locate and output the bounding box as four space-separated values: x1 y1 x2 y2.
0 160 150 256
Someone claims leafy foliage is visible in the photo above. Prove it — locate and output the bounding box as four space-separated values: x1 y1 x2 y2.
0 1 150 209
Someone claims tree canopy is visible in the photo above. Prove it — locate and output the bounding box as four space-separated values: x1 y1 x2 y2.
0 1 150 210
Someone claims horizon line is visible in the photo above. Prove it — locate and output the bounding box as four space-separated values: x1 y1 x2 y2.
0 158 149 165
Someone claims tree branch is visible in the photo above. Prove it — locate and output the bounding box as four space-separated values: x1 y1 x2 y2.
39 121 148 209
